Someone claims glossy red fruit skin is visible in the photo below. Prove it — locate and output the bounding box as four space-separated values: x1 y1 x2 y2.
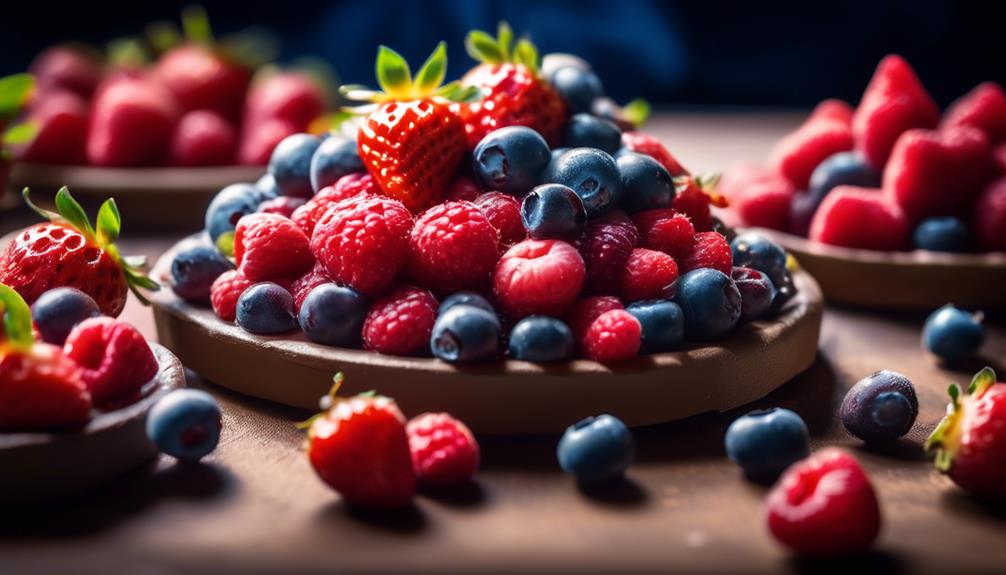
362 286 438 356
810 99 854 125
292 173 379 236
769 114 853 190
621 131 688 176
87 75 179 167
308 395 417 509
994 143 1006 176
810 186 909 251
359 100 467 212
452 63 566 149
170 110 237 167
946 384 1006 500
15 90 89 165
0 223 127 317
474 192 526 248
582 309 641 362
153 44 251 122
243 72 325 132
677 231 733 275
942 82 1006 144
566 296 624 348
620 248 678 302
63 317 158 407
238 117 298 166
29 44 104 100
234 213 314 282
672 181 716 232
445 176 482 202
407 412 480 486
258 196 306 219
973 177 1006 252
493 239 586 319
210 269 254 322
407 201 500 293
0 343 92 431
632 208 696 259
574 210 640 295
289 263 332 313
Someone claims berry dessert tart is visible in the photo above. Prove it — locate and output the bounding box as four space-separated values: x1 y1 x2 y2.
151 25 823 433
720 54 1006 309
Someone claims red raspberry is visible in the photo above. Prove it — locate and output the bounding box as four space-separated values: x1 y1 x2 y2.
311 196 413 297
444 176 481 202
620 248 678 302
0 343 92 431
406 412 480 486
210 269 255 321
677 231 732 275
575 210 640 295
290 262 333 312
566 296 624 345
258 196 307 218
582 309 641 362
493 239 585 319
732 173 797 232
809 186 909 250
942 81 1006 144
234 213 314 282
809 98 854 125
63 317 159 407
672 179 716 231
293 173 379 236
632 209 695 259
474 192 526 248
407 201 500 292
362 286 438 356
768 113 853 189
765 449 881 555
621 131 688 176
973 177 1006 252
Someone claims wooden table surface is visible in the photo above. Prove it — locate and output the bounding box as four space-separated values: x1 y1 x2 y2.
2 113 1006 574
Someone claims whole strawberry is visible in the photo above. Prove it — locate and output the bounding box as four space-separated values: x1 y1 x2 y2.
0 188 158 317
87 74 179 167
63 316 159 407
927 367 1006 501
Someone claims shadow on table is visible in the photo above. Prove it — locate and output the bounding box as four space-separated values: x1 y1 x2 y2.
939 489 1006 524
788 549 910 575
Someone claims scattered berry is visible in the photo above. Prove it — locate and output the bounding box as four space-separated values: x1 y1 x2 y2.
407 412 480 486
63 317 159 406
923 304 985 363
620 248 678 302
472 126 551 195
582 309 641 362
493 239 586 318
543 148 622 217
363 286 438 355
235 282 298 335
508 316 575 362
170 243 233 304
673 268 742 341
30 287 100 346
520 184 587 239
840 370 918 443
625 299 684 354
725 408 810 483
430 305 502 363
407 201 500 292
298 284 368 347
146 389 222 461
731 267 776 322
557 414 635 484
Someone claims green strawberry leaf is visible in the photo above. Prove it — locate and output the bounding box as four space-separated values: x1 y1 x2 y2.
96 198 121 245
376 45 412 97
2 122 38 146
55 187 95 239
0 74 33 120
146 21 182 54
0 284 34 350
622 98 651 128
465 30 504 65
948 383 960 407
496 21 514 61
182 4 214 44
107 37 149 69
220 27 280 70
968 367 997 396
435 81 482 103
216 231 235 258
413 42 447 94
513 38 539 74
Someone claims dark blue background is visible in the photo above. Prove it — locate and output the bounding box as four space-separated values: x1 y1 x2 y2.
4 0 1005 108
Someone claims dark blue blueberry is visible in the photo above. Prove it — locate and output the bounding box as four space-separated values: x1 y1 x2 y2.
541 53 591 82
731 267 776 322
923 304 985 363
550 147 569 164
472 126 551 195
298 283 368 347
768 268 797 314
557 414 635 484
561 113 622 155
808 151 879 205
508 316 575 362
254 174 280 202
205 183 260 242
430 305 501 362
520 183 587 239
788 191 819 237
591 97 629 128
542 148 622 217
550 66 604 115
730 232 788 287
913 217 970 252
235 282 298 335
840 370 918 443
309 135 364 193
724 408 810 483
673 269 742 341
30 287 100 345
617 152 674 213
438 291 495 317
625 299 684 354
146 389 222 461
268 133 323 199
170 244 234 305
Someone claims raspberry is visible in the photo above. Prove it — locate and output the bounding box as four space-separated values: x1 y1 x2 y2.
732 175 796 232
620 248 678 302
444 176 481 202
974 178 1006 251
672 181 715 231
631 209 695 259
407 201 500 292
406 412 480 485
292 173 379 236
362 286 438 356
63 317 159 406
234 213 314 282
289 262 333 312
810 98 854 125
768 115 853 189
566 296 624 345
621 131 688 176
582 309 641 362
210 269 255 321
809 186 909 250
493 239 585 318
474 192 526 248
677 231 732 275
575 210 639 295
942 81 1006 145
311 196 413 296
258 196 306 218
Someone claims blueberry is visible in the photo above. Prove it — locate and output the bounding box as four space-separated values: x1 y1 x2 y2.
673 269 742 341
520 183 587 239
235 282 298 335
170 244 234 305
298 283 368 347
625 300 684 354
591 97 627 127
768 268 797 314
557 414 635 484
731 267 776 322
913 216 970 252
543 148 622 217
254 174 280 202
561 114 622 155
840 370 918 443
808 151 879 205
923 304 985 363
550 66 604 115
430 305 501 362
724 408 810 483
508 316 575 362
268 133 323 199
541 53 591 82
310 135 364 193
730 232 788 287
438 291 495 317
550 147 569 163
472 126 551 195
205 183 261 242
617 152 674 213
30 288 100 345
146 389 222 461
787 192 819 237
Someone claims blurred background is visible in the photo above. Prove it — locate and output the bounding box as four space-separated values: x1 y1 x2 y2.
4 0 1005 109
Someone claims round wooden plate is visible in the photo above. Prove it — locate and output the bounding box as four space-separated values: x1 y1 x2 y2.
751 228 1006 311
6 163 264 232
0 344 184 501
150 236 823 434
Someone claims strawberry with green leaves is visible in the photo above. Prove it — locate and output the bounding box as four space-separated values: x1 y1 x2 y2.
0 188 158 317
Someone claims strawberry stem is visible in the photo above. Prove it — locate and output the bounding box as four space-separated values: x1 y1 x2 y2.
0 74 34 121
0 284 34 351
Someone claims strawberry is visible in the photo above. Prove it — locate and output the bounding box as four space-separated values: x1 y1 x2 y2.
852 54 940 169
809 186 909 250
170 110 237 167
672 174 726 232
809 98 854 125
621 131 689 176
238 117 298 166
719 165 795 231
0 188 158 317
63 316 158 407
29 43 104 100
995 143 1006 176
973 177 1006 252
927 368 1006 501
14 90 89 165
942 82 1006 144
452 23 566 148
233 213 314 282
769 107 854 189
87 74 179 167
243 70 325 132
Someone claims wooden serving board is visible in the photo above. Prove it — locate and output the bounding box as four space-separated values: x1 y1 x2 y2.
150 237 824 434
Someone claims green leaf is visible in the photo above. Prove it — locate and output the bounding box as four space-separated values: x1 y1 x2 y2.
182 4 214 44
0 74 34 120
622 98 651 128
435 81 482 103
55 187 95 238
2 122 38 145
413 42 447 94
146 21 182 54
96 198 121 245
375 45 412 96
513 38 539 74
21 188 59 221
948 383 960 406
968 367 997 396
107 37 148 69
216 231 235 258
0 284 34 350
220 27 280 69
465 30 504 64
496 22 514 61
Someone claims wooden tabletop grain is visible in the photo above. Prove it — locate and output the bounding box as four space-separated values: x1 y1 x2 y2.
2 113 1005 575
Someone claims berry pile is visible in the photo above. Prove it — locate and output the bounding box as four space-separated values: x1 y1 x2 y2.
177 26 799 364
723 54 1006 254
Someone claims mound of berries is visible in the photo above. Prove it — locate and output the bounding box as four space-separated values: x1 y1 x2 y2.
176 25 799 364
723 54 1006 254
